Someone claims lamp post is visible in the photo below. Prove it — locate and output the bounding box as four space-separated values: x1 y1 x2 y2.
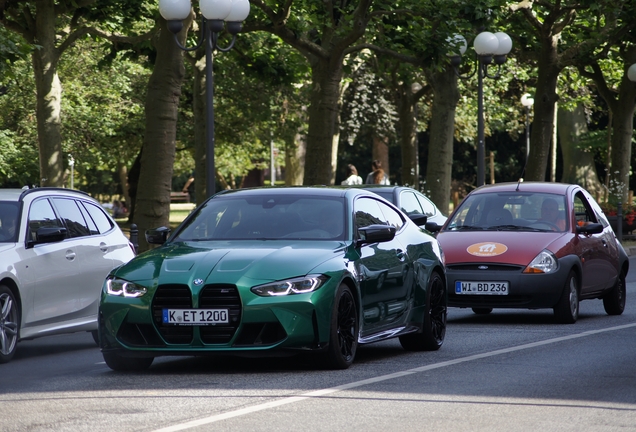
159 0 250 197
520 93 534 164
449 31 512 187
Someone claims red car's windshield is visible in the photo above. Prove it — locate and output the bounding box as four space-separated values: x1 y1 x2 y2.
445 192 568 232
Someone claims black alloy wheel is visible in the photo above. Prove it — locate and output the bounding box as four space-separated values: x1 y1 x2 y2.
326 284 358 369
400 271 447 351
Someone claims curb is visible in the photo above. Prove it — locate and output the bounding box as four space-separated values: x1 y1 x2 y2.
625 246 636 257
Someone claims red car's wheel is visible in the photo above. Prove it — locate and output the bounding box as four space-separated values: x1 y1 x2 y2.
554 271 579 324
603 272 626 315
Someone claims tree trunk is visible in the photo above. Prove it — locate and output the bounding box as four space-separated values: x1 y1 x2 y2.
425 66 459 215
557 104 602 195
372 135 390 181
397 84 417 187
285 131 306 185
608 65 636 204
32 0 63 187
134 16 191 252
525 35 560 181
303 59 344 185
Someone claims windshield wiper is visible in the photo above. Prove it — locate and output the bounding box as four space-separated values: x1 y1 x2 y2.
486 225 550 232
449 225 484 231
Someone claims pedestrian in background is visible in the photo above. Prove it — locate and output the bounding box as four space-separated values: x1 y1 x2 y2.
182 171 195 203
341 164 363 185
365 160 390 185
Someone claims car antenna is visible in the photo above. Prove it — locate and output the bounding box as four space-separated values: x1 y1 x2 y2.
515 160 528 191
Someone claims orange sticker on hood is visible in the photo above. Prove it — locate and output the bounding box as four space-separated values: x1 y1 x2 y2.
467 242 508 257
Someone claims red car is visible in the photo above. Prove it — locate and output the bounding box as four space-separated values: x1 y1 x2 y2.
429 182 629 323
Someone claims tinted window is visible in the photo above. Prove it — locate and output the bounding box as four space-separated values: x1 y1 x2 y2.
415 192 437 217
400 191 423 216
28 199 63 241
78 202 99 235
378 201 404 231
0 202 20 242
52 198 90 238
82 201 114 234
175 195 345 241
354 198 386 231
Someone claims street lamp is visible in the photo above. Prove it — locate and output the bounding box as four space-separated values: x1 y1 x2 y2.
449 31 512 187
520 93 534 163
628 63 636 82
159 0 250 197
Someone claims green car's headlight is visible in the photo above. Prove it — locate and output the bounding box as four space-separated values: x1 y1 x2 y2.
251 275 329 297
106 276 148 298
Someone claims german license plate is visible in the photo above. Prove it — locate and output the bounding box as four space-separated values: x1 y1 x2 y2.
455 281 509 295
162 309 229 325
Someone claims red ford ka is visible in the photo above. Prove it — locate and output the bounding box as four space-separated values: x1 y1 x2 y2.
428 182 629 323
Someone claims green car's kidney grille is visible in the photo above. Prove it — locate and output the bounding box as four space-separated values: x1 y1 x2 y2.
152 284 194 344
198 284 242 344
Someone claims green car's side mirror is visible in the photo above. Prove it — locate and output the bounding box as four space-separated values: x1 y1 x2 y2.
357 224 396 247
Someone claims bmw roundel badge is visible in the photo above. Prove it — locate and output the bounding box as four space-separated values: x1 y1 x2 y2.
193 278 204 286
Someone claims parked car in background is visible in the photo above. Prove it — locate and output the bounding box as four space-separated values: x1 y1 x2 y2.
99 187 447 371
0 187 136 363
351 185 448 227
429 182 629 323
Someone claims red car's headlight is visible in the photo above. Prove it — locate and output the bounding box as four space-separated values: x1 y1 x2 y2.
523 250 558 274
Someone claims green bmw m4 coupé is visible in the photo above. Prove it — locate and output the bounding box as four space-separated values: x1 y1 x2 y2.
99 187 447 370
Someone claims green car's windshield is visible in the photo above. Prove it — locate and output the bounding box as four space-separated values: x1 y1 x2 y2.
445 192 568 232
174 195 346 241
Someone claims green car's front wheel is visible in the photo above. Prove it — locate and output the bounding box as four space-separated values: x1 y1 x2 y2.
325 284 358 369
103 351 154 372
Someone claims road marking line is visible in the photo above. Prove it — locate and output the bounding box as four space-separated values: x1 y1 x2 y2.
153 322 636 432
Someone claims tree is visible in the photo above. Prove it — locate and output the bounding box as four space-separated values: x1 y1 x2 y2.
133 15 193 252
1 0 154 188
244 0 384 185
510 0 635 182
578 44 636 204
557 103 602 194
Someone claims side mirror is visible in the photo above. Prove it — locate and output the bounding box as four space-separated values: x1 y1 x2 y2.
357 224 396 246
32 226 67 245
425 221 441 233
146 226 171 245
409 214 428 227
576 222 603 235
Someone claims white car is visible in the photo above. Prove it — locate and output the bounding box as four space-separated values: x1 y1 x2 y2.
0 187 136 363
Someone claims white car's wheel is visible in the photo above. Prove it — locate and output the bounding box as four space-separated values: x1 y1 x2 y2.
0 285 19 364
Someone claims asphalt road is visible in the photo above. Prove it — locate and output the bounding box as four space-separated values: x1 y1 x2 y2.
2 257 636 432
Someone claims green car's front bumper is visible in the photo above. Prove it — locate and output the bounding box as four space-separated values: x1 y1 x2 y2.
99 281 340 358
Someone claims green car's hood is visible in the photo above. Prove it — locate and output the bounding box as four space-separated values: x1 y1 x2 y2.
114 240 347 285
